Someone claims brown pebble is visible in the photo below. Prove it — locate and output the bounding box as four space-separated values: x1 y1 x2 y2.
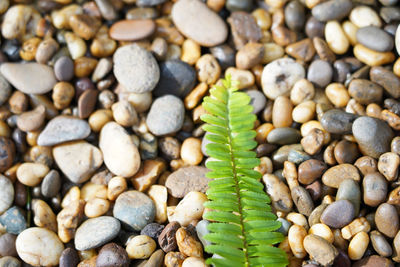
375 203 399 238
110 19 156 41
158 221 180 253
78 89 99 119
285 38 315 62
334 140 359 164
16 105 46 132
354 156 377 176
298 159 327 185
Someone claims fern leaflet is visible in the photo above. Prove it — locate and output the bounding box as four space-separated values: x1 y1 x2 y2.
201 76 288 267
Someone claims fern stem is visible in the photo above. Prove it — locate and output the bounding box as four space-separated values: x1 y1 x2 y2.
226 87 250 267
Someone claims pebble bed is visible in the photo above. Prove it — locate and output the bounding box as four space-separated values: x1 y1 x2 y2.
0 0 400 266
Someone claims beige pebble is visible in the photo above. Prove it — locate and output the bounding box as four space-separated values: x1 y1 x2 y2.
176 227 203 258
111 100 138 127
2 5 40 41
288 224 307 258
57 200 85 243
51 4 83 29
119 91 153 113
61 186 81 208
292 100 316 123
272 96 293 128
354 44 395 67
349 5 381 28
167 191 207 226
378 152 400 182
394 58 400 77
88 109 113 132
65 32 87 59
325 83 350 108
148 185 168 224
255 156 273 175
182 257 206 267
184 83 208 110
196 54 221 85
52 82 75 110
342 20 358 46
225 68 255 89
165 44 181 61
181 39 201 65
236 42 264 70
107 176 127 201
81 182 107 201
32 199 57 233
341 217 371 240
325 21 349 55
181 137 203 166
17 162 49 187
290 79 315 106
261 43 284 64
348 231 369 260
126 235 156 259
286 212 308 230
84 198 110 218
309 223 334 243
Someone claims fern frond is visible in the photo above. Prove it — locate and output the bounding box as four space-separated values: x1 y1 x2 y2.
201 75 288 267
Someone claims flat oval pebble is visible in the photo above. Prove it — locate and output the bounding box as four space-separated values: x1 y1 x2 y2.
113 190 155 231
110 19 156 41
99 122 141 177
0 175 13 214
171 0 228 47
54 56 74 82
321 109 358 134
267 127 301 145
303 234 338 266
41 170 61 198
320 200 355 228
74 216 120 251
16 227 64 267
352 116 394 158
146 95 185 136
153 60 196 97
37 116 91 146
53 141 103 184
356 26 394 52
113 44 160 93
165 166 209 198
312 0 352 22
0 63 57 94
348 79 383 105
370 66 400 98
322 164 360 188
262 58 305 99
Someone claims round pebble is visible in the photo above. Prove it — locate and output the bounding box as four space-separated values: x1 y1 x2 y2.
54 56 74 81
96 243 129 267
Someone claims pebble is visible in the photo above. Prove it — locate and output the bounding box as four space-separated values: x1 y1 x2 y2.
171 0 228 47
350 5 382 28
0 233 17 257
307 60 333 88
113 190 155 231
298 159 327 185
352 116 394 158
37 116 90 146
320 200 355 228
0 63 57 95
110 19 156 41
0 207 26 235
370 230 392 257
53 141 103 184
99 122 141 177
126 235 156 259
167 191 207 226
336 179 361 215
363 172 387 207
284 0 305 31
227 11 262 49
266 127 301 145
195 220 211 248
370 66 400 98
348 79 383 105
334 140 359 164
153 60 196 97
141 223 165 240
59 248 80 267
322 164 360 188
291 186 314 216
303 234 338 266
285 38 315 62
0 256 20 267
176 227 203 258
325 21 349 55
305 16 325 38
41 170 61 198
96 243 129 267
262 174 293 213
311 0 352 21
375 203 399 238
261 58 305 100
113 44 159 94
247 90 266 114
158 221 180 253
321 109 358 134
353 255 394 267
165 166 208 198
16 227 64 267
0 175 13 214
74 216 120 251
356 26 394 52
17 162 49 187
0 137 14 172
0 73 11 106
354 44 395 66
16 105 46 132
54 56 74 82
146 95 185 136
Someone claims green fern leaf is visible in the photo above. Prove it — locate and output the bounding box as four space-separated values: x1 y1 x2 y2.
201 75 288 267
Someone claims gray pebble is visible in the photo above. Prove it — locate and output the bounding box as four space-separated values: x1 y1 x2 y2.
0 233 17 257
210 45 235 70
59 248 80 267
74 216 121 251
267 128 301 145
307 60 333 88
277 218 291 236
0 207 27 235
153 60 196 97
0 73 11 106
288 149 311 165
352 117 394 158
246 90 266 114
321 109 358 134
140 223 165 240
336 179 361 215
0 256 20 267
41 170 61 198
356 26 394 52
285 0 305 31
0 175 13 214
226 0 253 12
136 0 166 6
113 191 155 231
312 0 352 22
196 220 211 248
54 56 74 82
320 200 355 228
291 186 314 216
370 230 392 257
146 95 185 136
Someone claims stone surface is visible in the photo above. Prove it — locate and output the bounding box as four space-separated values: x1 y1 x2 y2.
165 166 209 198
53 141 103 184
17 105 46 132
153 60 196 97
0 175 13 214
113 44 160 93
16 227 64 267
74 216 121 251
37 116 91 146
99 122 141 177
113 190 155 231
352 116 394 158
0 63 57 94
171 0 228 47
146 95 185 136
